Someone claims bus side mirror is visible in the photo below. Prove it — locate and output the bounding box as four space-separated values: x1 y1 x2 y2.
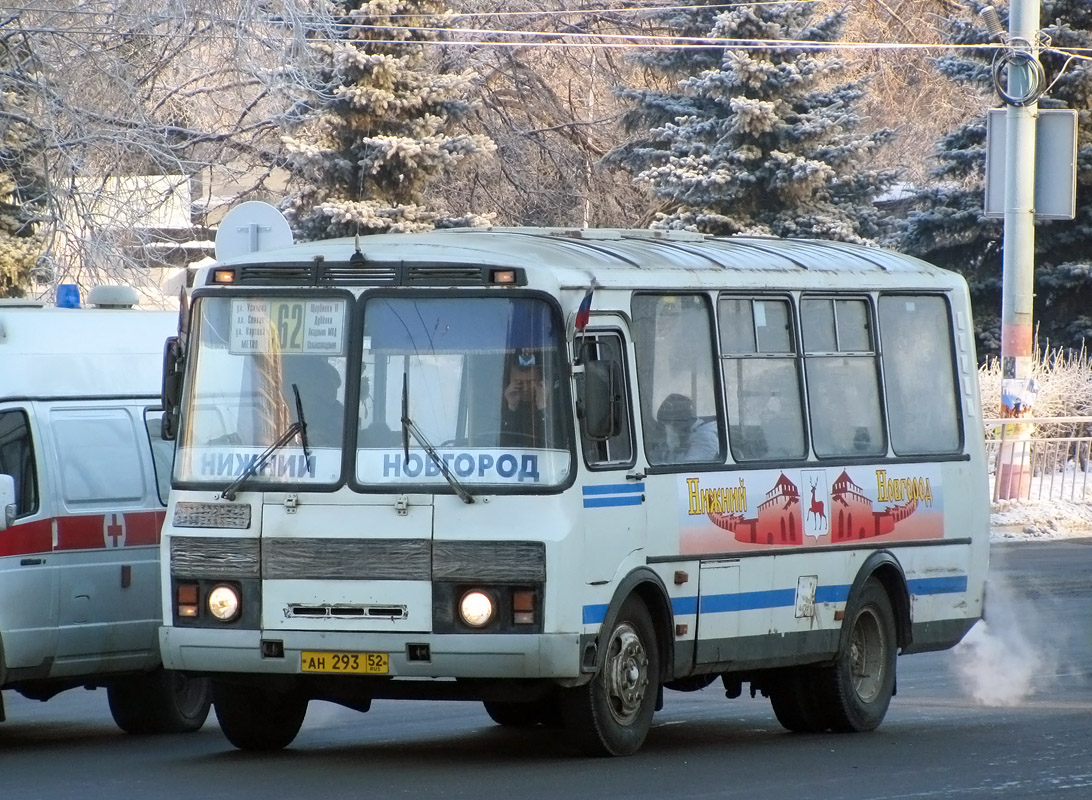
0 474 15 531
161 335 183 441
583 360 620 440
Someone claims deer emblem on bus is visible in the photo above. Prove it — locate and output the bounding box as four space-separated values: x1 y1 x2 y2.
807 478 826 530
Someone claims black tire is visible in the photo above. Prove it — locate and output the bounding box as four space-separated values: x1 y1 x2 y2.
822 577 897 733
212 681 308 751
107 669 212 735
560 596 659 756
768 669 830 733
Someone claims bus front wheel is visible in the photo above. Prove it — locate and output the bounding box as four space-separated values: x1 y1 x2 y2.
212 681 308 751
823 577 897 732
561 596 659 756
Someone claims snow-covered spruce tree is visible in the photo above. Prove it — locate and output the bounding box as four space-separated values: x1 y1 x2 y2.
893 0 1092 360
0 31 46 297
279 0 494 239
604 2 896 241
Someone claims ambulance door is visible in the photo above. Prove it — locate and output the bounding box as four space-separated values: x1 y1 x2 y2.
48 404 160 673
575 325 646 586
0 407 57 675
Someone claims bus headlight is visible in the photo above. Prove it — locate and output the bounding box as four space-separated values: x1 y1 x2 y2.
207 584 241 622
459 590 494 628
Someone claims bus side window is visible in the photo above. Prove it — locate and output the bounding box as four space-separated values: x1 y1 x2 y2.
718 296 807 461
802 297 885 458
577 332 634 468
878 295 961 454
0 410 38 518
632 294 723 466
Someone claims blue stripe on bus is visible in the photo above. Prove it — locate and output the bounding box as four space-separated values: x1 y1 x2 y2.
907 575 968 595
581 483 644 508
583 495 644 508
671 596 698 616
582 575 967 626
700 589 796 614
583 604 608 625
582 483 644 495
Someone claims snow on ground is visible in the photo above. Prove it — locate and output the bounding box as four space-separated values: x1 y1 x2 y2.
990 498 1092 541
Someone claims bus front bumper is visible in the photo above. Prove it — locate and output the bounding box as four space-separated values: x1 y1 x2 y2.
159 626 583 680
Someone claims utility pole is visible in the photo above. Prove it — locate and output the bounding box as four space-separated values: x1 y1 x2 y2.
990 0 1044 498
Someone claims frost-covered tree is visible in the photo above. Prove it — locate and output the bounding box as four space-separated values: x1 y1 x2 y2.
894 0 1092 359
604 2 896 241
279 0 495 239
0 28 46 297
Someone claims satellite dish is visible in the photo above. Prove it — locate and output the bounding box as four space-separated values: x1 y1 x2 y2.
214 201 294 262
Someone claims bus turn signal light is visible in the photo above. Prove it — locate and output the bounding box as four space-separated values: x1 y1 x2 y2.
512 589 535 624
176 583 199 618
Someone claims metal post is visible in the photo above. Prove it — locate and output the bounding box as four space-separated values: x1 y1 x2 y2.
997 0 1041 500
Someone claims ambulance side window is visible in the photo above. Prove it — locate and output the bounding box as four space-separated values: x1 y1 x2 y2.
0 410 38 517
52 409 143 506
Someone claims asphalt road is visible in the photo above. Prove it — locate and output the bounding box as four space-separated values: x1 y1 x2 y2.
1 538 1090 800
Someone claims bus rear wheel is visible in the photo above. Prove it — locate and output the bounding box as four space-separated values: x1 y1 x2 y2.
212 681 308 751
560 596 659 756
107 669 211 734
768 669 830 733
823 577 897 732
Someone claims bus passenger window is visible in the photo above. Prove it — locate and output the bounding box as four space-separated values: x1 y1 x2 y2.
802 297 885 458
718 296 806 461
0 410 38 517
879 295 961 454
632 294 723 467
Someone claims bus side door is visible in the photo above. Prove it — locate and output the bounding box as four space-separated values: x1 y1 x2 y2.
575 326 645 586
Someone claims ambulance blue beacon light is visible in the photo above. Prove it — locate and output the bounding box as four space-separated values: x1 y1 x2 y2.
56 284 80 309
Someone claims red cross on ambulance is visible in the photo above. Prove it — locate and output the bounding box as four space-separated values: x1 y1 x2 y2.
104 513 126 548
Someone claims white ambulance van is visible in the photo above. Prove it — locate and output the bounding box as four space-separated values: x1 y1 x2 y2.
0 285 210 733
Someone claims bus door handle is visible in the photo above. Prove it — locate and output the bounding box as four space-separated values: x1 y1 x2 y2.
20 558 44 566
626 472 645 481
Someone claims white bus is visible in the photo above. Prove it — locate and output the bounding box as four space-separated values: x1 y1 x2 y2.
159 208 988 756
0 286 210 733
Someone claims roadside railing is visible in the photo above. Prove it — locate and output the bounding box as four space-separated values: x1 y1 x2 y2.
984 416 1092 503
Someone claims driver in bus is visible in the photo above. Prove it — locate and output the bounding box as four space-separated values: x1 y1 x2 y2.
501 349 553 447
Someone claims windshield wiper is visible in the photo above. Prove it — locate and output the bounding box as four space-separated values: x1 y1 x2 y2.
221 384 309 501
400 373 474 504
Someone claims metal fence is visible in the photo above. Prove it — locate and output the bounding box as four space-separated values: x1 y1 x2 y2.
984 416 1092 503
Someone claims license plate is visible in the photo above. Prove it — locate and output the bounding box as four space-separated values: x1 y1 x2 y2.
300 650 389 674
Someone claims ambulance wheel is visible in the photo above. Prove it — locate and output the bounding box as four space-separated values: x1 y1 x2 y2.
560 596 659 756
212 681 308 751
768 669 830 733
108 669 212 734
822 577 897 733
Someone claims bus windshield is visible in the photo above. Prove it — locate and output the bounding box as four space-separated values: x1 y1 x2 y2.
175 295 349 486
355 295 571 488
174 293 571 490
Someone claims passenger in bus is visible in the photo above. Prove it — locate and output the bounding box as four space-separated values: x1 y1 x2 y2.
281 356 345 448
653 393 719 463
501 350 553 447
